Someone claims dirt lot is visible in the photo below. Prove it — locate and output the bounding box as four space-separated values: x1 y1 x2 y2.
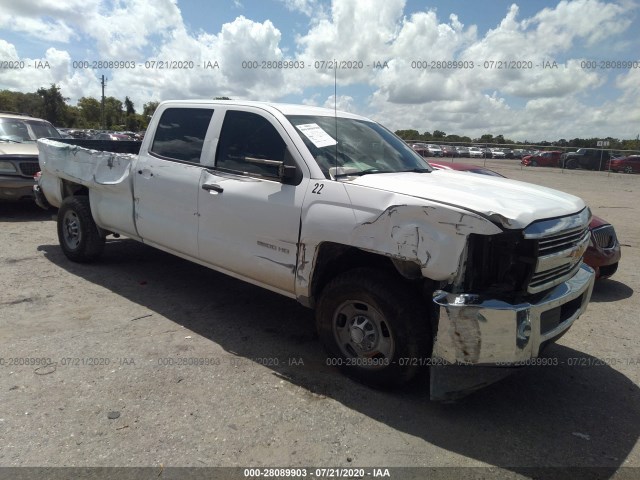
1 162 638 479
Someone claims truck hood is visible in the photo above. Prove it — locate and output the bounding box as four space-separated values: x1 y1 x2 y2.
348 170 586 230
0 142 38 156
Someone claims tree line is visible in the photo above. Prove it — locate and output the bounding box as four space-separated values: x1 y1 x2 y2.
1 84 638 149
0 84 159 132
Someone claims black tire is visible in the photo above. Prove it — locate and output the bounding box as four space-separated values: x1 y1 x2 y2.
623 166 633 174
316 268 433 388
57 196 105 262
531 160 538 167
566 159 578 169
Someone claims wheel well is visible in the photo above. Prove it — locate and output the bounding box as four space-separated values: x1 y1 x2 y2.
310 243 392 304
309 242 433 305
61 180 88 198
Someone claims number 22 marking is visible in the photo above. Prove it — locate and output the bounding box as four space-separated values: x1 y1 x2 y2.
312 183 324 194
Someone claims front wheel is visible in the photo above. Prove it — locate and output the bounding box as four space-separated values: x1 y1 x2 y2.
316 268 433 388
57 196 105 262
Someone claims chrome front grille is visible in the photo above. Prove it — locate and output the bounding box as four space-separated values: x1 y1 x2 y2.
538 226 589 255
524 209 591 294
591 225 617 249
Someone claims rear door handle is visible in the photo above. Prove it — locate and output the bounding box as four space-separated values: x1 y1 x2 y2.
202 183 223 193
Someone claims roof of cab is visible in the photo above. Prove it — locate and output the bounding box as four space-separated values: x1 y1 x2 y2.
157 100 370 121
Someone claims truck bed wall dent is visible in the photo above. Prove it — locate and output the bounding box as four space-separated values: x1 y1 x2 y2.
37 138 138 237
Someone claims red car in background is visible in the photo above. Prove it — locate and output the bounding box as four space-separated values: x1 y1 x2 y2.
429 161 621 279
521 151 562 167
606 155 640 174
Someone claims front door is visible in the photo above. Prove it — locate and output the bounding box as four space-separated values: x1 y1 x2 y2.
197 109 308 295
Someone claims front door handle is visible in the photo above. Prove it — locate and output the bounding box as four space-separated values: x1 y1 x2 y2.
202 183 223 193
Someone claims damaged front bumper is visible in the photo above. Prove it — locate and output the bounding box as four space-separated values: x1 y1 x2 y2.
429 263 595 400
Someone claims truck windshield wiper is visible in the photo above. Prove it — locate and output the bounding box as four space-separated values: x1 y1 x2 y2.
398 168 431 173
334 168 396 178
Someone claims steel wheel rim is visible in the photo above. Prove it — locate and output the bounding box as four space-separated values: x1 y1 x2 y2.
333 300 394 369
62 210 81 249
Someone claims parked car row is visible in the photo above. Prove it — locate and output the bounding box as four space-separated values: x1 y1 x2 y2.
520 148 640 173
410 142 640 172
428 161 621 280
58 128 144 141
411 144 525 159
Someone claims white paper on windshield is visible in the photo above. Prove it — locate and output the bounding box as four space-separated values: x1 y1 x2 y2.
296 123 337 148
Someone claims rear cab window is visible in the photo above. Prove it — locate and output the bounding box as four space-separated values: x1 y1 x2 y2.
150 108 214 163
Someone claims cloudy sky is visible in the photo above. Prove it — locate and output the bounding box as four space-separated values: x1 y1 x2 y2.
0 0 638 141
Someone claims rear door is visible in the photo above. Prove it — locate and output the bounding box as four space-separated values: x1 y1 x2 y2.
133 106 215 257
197 107 309 295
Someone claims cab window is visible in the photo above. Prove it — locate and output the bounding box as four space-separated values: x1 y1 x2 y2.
150 108 214 163
215 111 286 178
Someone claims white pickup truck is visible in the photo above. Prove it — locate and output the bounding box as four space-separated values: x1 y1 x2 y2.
35 100 595 400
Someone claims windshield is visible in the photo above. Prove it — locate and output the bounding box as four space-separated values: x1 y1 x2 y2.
0 118 61 143
287 115 431 179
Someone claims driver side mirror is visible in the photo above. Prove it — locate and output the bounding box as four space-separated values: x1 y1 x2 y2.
279 164 298 183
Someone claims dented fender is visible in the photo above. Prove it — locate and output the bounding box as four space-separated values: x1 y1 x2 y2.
295 181 503 303
350 204 502 282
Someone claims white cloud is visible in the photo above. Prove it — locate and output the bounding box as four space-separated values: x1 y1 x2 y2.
84 0 183 59
107 15 295 107
322 94 355 112
280 0 325 17
0 15 77 43
0 0 97 42
0 44 99 105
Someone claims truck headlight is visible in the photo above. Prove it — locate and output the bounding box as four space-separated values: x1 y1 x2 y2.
0 160 18 173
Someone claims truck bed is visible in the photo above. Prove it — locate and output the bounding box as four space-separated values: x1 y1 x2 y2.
50 137 142 154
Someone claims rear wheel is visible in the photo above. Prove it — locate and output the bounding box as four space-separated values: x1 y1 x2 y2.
57 196 105 262
316 268 433 388
623 165 633 174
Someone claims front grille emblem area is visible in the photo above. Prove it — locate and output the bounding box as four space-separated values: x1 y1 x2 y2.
524 210 591 294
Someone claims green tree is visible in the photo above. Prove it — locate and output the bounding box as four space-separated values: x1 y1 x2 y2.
37 84 68 125
432 130 446 139
394 129 420 140
103 97 123 129
0 90 45 117
124 96 135 115
0 90 18 112
77 97 101 127
63 105 82 128
123 97 138 130
142 101 159 120
476 134 494 144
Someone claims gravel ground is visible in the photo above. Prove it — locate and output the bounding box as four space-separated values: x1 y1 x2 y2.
0 162 638 479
